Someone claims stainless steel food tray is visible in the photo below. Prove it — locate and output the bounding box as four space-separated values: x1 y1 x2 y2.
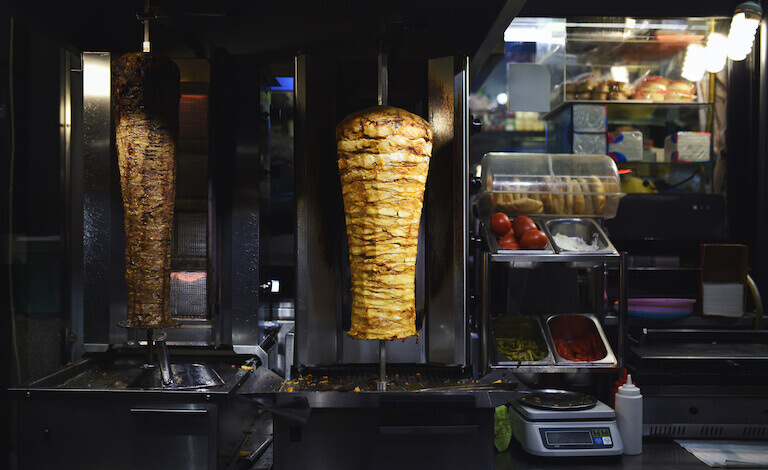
488 314 617 371
482 220 554 268
544 218 618 268
544 314 618 368
489 316 556 369
482 218 618 267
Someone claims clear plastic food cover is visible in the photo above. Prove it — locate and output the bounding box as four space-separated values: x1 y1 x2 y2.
475 153 623 219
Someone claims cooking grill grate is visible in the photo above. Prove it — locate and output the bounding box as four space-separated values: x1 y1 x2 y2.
280 366 473 392
169 88 209 321
172 212 207 262
179 94 209 140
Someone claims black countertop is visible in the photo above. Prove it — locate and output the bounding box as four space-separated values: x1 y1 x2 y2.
496 438 713 470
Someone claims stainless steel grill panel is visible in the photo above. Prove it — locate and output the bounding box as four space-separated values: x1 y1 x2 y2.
172 212 207 261
176 152 208 199
170 271 208 319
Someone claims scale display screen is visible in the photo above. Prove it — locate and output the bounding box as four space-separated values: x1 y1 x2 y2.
545 431 593 445
540 427 614 449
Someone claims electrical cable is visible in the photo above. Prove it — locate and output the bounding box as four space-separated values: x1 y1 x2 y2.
666 169 702 190
8 17 21 384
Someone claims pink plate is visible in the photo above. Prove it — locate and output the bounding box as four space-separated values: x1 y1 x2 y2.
625 305 692 313
626 298 696 307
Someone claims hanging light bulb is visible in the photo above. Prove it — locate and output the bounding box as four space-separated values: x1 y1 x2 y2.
727 1 763 61
704 33 728 73
682 43 706 82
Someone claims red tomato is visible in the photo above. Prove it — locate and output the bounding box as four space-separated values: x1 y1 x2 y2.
499 230 516 245
499 240 520 250
511 216 537 237
519 229 548 250
490 213 512 236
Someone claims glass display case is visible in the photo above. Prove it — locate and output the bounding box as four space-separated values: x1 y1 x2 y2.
544 17 727 194
471 16 730 194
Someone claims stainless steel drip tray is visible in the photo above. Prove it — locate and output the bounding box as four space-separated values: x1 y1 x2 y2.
9 349 251 399
129 363 225 390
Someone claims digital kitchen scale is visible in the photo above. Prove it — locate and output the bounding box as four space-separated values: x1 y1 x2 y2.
510 390 624 457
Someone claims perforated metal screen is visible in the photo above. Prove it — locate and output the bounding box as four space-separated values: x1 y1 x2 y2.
170 90 209 320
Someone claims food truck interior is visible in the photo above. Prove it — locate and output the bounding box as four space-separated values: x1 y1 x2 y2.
2 0 768 469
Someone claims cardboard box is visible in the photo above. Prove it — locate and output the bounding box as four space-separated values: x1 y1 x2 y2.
572 104 607 132
665 131 711 162
573 132 607 154
700 244 748 317
608 131 643 162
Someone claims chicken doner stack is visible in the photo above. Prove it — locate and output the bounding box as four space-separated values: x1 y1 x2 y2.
114 52 181 328
336 106 433 340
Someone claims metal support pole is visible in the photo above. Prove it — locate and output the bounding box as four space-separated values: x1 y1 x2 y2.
142 0 151 52
618 252 628 370
146 328 154 364
377 52 388 106
378 340 387 391
480 251 490 377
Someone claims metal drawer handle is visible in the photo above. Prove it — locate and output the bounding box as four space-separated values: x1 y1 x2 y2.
130 408 209 415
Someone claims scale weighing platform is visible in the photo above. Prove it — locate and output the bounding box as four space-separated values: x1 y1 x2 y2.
510 390 624 457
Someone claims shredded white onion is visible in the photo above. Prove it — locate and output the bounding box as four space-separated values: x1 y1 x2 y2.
553 233 601 251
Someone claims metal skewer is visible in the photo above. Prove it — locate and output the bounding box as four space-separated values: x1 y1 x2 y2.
377 52 388 107
142 0 151 52
376 50 388 392
378 341 387 391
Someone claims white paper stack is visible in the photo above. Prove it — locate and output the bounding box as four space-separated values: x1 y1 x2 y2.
702 282 744 317
676 440 768 468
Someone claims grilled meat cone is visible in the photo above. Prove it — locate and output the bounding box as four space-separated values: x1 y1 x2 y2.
336 106 432 340
113 52 181 328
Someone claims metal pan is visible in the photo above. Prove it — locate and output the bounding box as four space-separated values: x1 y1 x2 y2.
543 218 618 268
482 219 555 268
544 314 618 368
544 218 615 253
517 389 597 411
490 316 555 367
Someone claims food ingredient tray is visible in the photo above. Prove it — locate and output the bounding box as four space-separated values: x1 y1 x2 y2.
483 219 555 252
490 316 555 367
545 218 617 254
543 218 618 268
481 217 619 267
488 314 617 371
474 153 623 219
545 314 617 367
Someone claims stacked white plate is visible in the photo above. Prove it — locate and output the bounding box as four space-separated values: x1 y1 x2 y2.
702 282 744 318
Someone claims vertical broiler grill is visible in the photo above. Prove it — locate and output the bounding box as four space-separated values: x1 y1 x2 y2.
9 2 533 469
272 50 518 468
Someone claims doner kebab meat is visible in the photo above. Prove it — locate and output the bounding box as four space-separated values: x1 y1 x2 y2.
113 52 180 328
336 106 432 340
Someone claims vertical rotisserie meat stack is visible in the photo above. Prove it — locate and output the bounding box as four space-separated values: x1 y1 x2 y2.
113 52 181 328
336 106 433 340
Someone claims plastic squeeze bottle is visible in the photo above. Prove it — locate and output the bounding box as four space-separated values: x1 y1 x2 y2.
615 374 643 455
